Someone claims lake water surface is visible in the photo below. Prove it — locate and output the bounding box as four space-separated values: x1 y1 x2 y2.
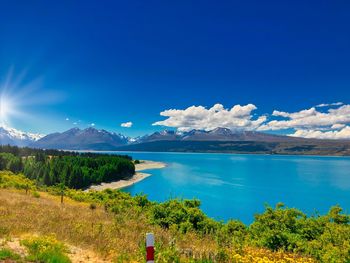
110 152 350 224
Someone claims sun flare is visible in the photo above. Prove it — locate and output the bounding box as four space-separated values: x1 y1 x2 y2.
0 95 14 125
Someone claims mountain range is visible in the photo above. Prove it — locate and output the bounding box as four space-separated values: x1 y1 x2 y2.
31 127 304 150
0 126 44 147
135 128 305 143
1 126 350 155
31 127 129 150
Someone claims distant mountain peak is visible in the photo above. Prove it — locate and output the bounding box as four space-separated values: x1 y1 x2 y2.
0 126 45 146
65 127 81 133
6 125 312 151
210 127 233 134
84 127 97 132
132 127 304 144
32 127 129 150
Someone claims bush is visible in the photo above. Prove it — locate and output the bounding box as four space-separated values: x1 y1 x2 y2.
21 235 71 263
249 203 306 251
89 203 97 210
249 203 350 262
0 171 35 190
217 220 247 247
156 242 180 263
150 199 209 233
134 193 151 208
0 248 21 260
33 191 41 198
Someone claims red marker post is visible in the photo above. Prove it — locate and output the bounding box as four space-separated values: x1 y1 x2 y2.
146 233 155 263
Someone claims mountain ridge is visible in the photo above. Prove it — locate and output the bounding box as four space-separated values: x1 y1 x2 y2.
0 126 44 146
134 127 312 143
2 126 350 155
31 127 129 150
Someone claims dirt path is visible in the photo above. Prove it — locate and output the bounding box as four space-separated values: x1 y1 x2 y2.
0 237 108 263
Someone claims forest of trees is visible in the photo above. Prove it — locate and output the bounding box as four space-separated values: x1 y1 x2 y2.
0 145 135 189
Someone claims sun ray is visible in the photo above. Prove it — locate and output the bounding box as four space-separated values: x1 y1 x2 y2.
0 94 13 125
0 67 66 130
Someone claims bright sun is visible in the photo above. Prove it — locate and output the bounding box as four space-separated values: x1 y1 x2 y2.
0 96 12 124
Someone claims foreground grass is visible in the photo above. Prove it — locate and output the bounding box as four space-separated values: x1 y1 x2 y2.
21 235 71 263
0 171 341 262
0 189 316 262
0 235 71 263
0 188 218 262
0 247 21 261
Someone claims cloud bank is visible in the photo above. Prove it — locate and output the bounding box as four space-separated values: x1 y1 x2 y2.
153 103 266 132
121 121 133 128
289 126 350 140
153 102 350 139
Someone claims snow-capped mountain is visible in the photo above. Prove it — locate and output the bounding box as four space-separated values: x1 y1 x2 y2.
2 125 306 150
0 126 44 146
32 127 129 150
131 127 302 144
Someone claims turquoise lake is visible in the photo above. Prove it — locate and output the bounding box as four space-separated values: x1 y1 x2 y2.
110 152 350 224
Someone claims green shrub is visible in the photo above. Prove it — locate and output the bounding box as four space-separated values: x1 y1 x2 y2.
0 248 21 260
134 193 151 208
0 226 10 237
217 220 247 247
33 191 41 198
21 235 71 263
156 242 180 263
0 171 35 190
249 203 350 262
89 203 97 210
249 203 306 251
150 199 213 233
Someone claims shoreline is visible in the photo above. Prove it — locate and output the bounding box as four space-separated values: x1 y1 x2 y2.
86 160 166 191
79 150 350 158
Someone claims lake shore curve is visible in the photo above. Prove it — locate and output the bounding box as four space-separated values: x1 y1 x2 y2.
86 160 166 191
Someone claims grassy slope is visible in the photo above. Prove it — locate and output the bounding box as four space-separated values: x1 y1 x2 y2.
0 188 228 262
0 189 315 262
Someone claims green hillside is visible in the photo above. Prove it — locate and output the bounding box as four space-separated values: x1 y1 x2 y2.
1 171 350 262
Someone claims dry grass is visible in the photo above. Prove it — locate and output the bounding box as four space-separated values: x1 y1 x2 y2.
231 247 315 263
0 189 218 262
0 188 316 262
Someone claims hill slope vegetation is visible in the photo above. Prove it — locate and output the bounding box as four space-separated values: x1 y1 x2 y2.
1 171 350 262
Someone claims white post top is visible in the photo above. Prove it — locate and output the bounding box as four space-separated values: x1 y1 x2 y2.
146 233 154 247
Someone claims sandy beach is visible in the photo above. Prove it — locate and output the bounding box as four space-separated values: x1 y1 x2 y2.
135 160 166 171
87 160 166 191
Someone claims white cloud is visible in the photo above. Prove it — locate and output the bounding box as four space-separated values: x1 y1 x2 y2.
153 102 350 140
259 105 350 132
90 123 95 127
153 103 266 132
331 123 346 130
121 121 133 128
289 126 350 140
272 107 317 119
65 118 69 121
316 102 343 108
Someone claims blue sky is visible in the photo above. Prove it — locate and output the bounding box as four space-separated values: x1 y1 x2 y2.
0 1 350 138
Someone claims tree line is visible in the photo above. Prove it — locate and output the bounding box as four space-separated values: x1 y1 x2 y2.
0 145 135 189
